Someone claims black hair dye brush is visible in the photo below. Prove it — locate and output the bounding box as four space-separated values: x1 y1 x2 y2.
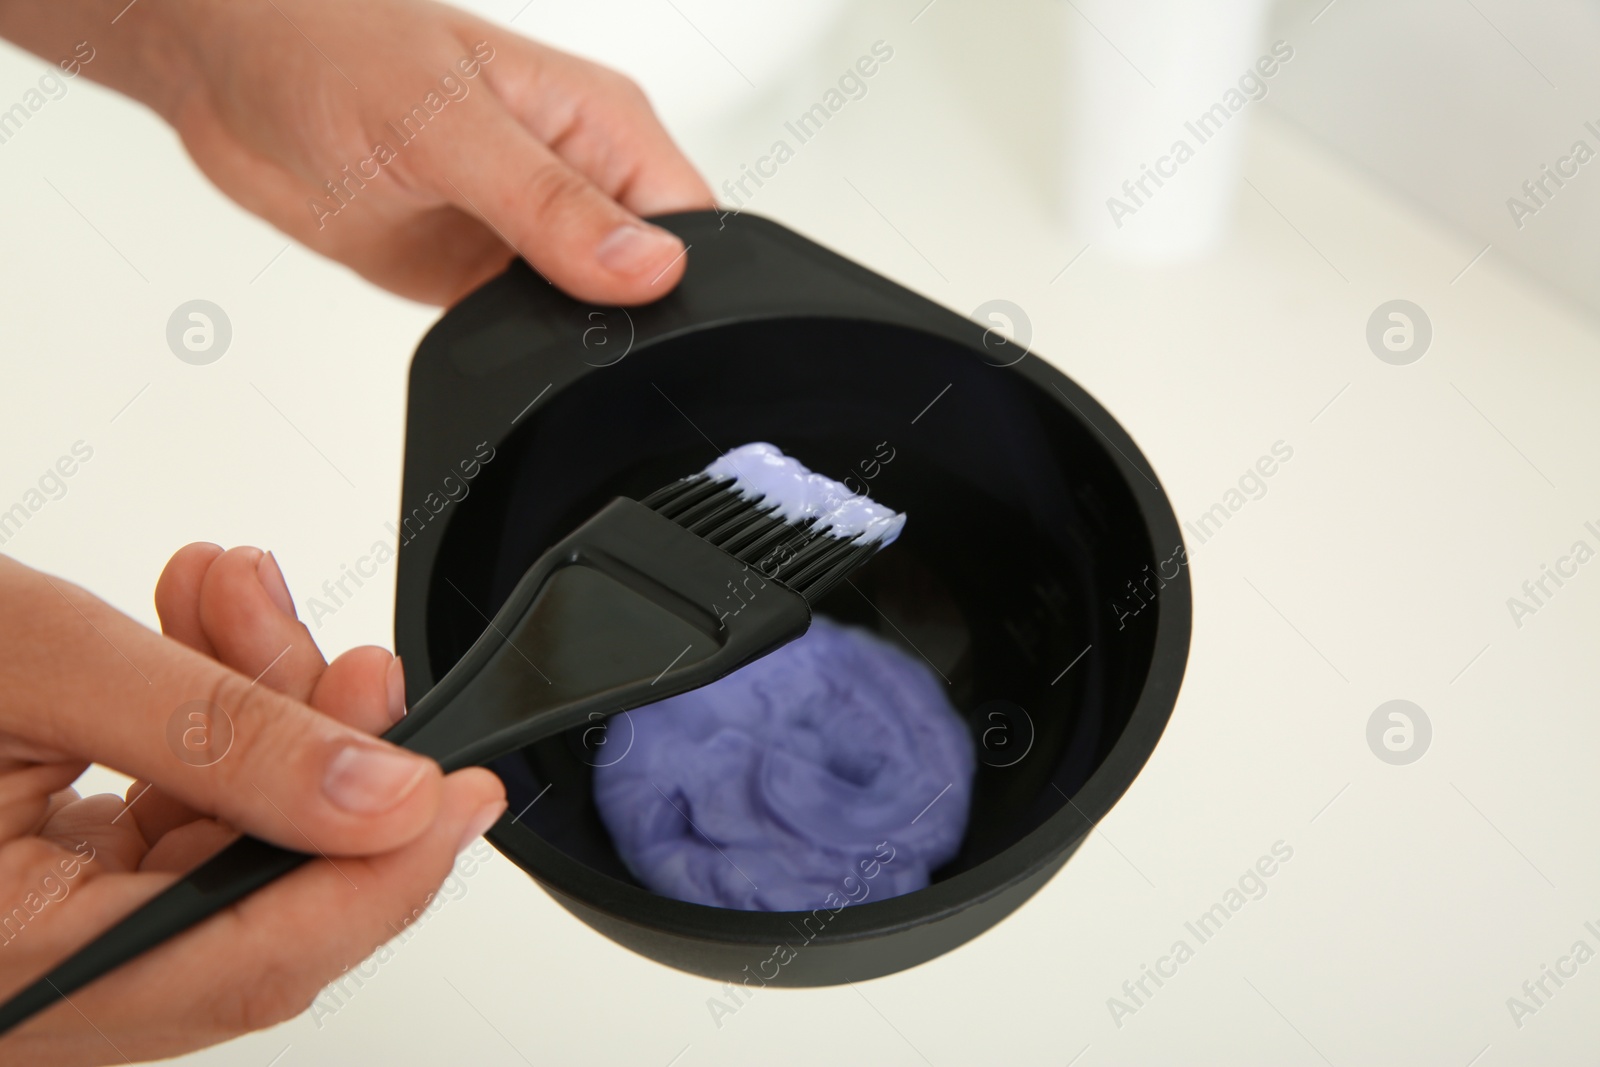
0 443 905 1035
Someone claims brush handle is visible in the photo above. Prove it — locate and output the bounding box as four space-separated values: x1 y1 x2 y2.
0 684 465 1035
0 696 454 1036
0 499 810 1036
0 837 310 1034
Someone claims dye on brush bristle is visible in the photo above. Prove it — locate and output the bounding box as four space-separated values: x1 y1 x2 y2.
704 442 907 546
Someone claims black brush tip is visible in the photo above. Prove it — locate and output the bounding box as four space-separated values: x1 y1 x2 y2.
640 475 891 603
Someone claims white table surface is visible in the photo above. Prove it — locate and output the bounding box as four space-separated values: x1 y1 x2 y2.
2 1 1598 1064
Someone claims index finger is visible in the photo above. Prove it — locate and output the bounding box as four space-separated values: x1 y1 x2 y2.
0 559 443 858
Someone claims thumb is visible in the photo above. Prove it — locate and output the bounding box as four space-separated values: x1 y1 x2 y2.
0 557 443 857
423 103 690 305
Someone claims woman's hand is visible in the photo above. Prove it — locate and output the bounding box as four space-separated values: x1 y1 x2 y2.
1 0 714 305
0 546 505 1066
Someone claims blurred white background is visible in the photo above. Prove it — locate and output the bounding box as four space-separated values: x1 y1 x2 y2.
2 0 1599 1063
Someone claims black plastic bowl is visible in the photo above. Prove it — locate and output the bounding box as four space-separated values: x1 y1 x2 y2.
393 211 1189 985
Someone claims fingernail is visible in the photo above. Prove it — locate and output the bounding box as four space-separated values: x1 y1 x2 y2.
457 798 507 854
323 743 430 814
386 656 407 725
595 222 682 277
257 552 298 620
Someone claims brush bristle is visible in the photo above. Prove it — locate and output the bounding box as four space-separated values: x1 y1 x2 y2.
640 475 884 603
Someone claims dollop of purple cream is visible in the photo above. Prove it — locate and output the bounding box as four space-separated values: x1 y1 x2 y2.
704 442 907 546
593 616 973 911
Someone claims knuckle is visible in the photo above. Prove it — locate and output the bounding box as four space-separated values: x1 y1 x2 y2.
203 672 305 794
609 70 649 106
582 62 652 115
519 162 598 224
208 955 319 1035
